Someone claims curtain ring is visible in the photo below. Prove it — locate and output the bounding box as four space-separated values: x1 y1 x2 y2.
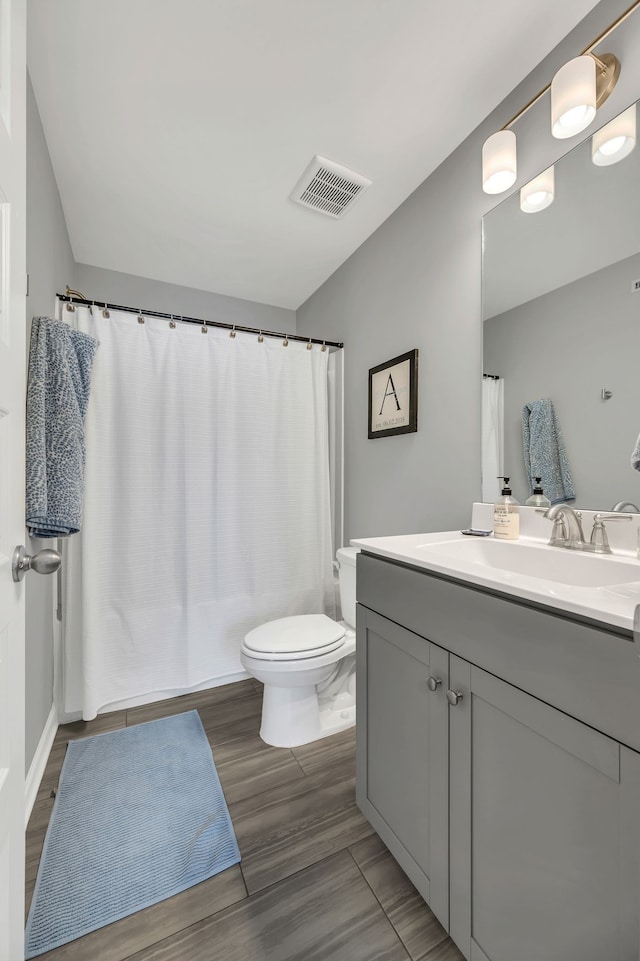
201 320 208 333
137 309 145 324
102 303 110 318
66 300 75 312
257 330 264 343
321 341 327 352
230 325 236 338
169 314 176 329
283 334 289 347
306 339 313 350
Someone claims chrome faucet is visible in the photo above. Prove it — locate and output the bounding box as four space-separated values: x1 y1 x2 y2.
543 504 631 553
543 504 586 550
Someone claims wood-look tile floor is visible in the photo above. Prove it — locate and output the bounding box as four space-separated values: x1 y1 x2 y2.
26 679 464 961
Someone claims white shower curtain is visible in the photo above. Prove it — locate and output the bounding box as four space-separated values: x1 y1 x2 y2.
481 376 504 504
61 306 336 720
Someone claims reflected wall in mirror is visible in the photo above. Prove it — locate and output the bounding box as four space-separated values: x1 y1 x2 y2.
482 99 640 512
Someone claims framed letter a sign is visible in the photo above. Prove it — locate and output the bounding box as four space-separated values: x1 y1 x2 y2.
368 349 418 439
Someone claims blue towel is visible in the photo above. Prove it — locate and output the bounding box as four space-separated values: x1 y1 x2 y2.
631 433 640 471
522 398 575 505
26 317 99 538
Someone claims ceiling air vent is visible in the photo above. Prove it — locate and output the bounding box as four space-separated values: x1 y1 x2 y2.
290 155 372 219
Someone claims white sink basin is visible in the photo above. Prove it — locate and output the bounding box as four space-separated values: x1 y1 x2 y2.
416 537 640 588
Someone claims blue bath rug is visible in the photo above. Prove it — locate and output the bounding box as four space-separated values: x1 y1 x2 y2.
25 710 241 958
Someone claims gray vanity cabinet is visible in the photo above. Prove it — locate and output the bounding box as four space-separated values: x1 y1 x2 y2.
448 655 640 961
356 553 640 961
355 607 450 929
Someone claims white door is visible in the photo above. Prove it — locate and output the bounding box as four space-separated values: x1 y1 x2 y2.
0 0 27 958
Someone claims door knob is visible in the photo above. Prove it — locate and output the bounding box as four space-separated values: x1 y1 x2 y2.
427 676 442 691
12 545 62 582
446 689 464 706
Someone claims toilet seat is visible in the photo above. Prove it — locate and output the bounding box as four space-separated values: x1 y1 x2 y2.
243 614 345 661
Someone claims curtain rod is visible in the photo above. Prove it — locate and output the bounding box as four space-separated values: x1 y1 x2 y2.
56 293 344 350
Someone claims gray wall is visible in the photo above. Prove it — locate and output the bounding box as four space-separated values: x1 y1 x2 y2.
484 252 640 510
73 263 296 333
25 73 75 771
296 0 639 544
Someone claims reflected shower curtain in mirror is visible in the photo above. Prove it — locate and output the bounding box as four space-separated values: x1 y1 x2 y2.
60 306 336 720
482 376 504 503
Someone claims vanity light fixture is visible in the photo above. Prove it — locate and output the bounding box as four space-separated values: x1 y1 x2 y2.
592 102 636 165
520 165 554 213
481 0 639 194
482 130 517 194
550 56 598 139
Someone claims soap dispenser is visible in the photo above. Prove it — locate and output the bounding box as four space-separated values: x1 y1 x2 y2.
494 477 520 540
525 477 551 509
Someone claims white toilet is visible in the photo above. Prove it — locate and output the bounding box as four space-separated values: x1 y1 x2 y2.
240 547 358 747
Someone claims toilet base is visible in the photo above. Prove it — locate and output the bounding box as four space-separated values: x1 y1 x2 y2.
259 682 355 748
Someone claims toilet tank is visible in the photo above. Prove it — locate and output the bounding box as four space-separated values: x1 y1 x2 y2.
336 547 359 628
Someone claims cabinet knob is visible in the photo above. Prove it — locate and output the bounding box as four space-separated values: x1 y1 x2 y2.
446 689 463 706
427 676 442 692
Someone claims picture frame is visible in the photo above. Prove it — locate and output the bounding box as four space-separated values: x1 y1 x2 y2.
368 348 418 439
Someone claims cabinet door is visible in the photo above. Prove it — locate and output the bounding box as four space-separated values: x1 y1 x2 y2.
356 606 449 928
449 655 640 961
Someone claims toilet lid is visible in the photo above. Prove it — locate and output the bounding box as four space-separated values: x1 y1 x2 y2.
244 614 345 657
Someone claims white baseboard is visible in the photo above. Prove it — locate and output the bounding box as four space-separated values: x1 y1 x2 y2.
25 703 58 828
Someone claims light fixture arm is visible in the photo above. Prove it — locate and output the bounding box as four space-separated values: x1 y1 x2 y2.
591 52 621 110
591 53 608 71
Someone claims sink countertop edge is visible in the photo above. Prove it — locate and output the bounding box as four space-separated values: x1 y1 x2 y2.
350 531 640 632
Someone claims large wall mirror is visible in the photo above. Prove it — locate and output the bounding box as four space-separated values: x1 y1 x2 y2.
482 98 640 511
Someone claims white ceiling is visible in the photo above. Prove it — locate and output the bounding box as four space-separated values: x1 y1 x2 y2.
28 0 601 310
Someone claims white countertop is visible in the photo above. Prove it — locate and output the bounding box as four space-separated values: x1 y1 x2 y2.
351 528 640 633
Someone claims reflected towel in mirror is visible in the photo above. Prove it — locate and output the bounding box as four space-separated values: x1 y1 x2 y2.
522 398 576 505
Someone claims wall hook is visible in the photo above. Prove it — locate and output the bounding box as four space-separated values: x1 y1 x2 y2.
601 388 613 400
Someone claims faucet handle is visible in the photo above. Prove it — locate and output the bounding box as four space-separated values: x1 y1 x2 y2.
592 513 633 523
590 512 632 555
